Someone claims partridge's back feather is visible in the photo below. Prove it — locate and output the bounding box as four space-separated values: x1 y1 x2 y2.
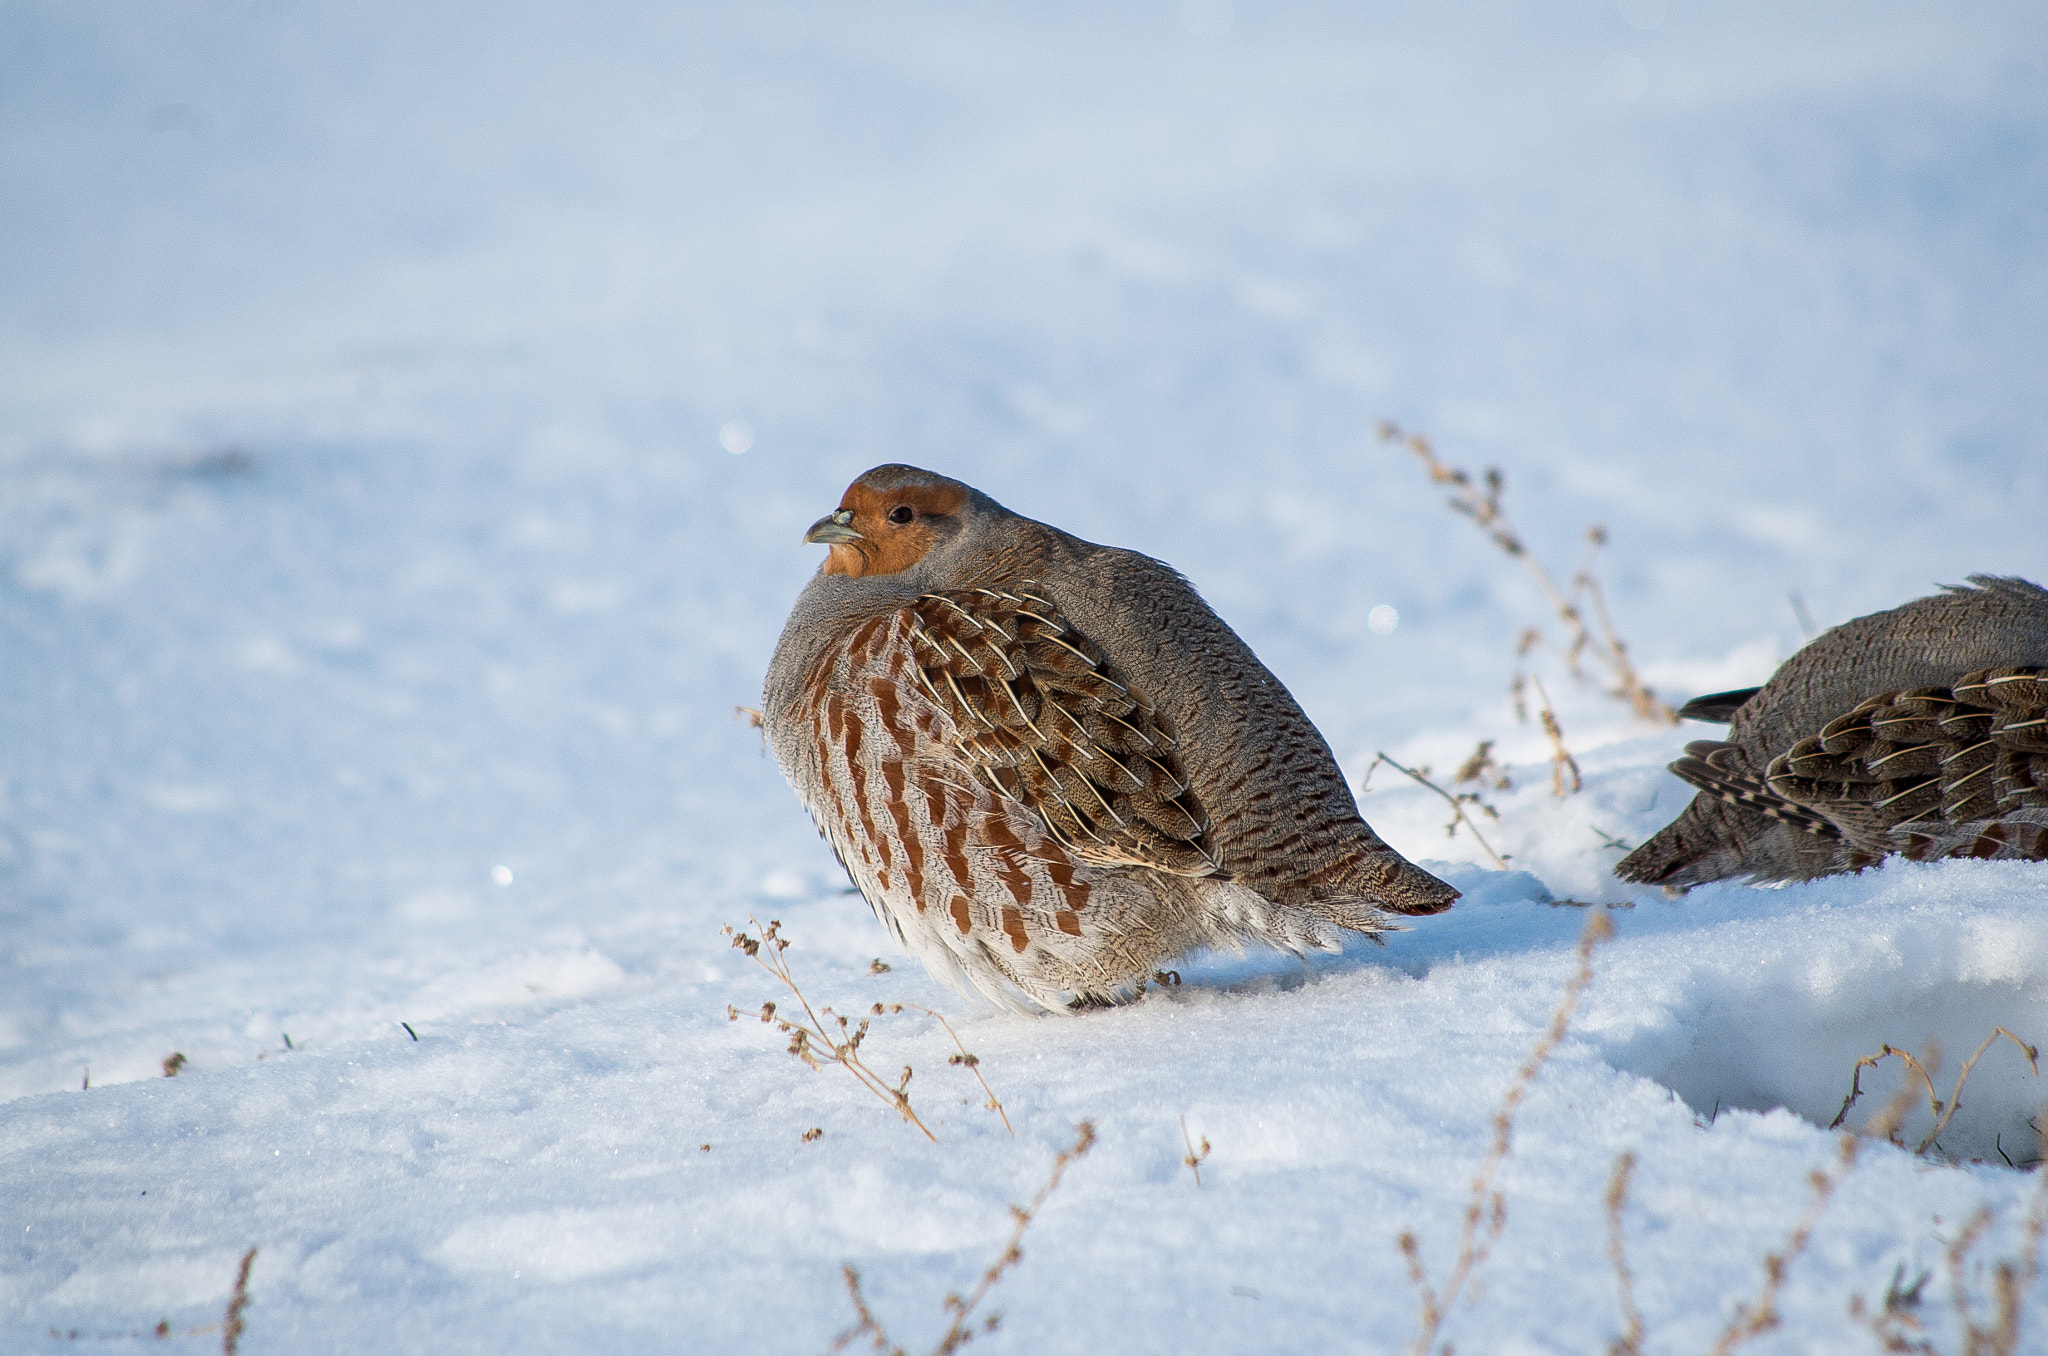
1616 575 2048 889
763 464 1456 1011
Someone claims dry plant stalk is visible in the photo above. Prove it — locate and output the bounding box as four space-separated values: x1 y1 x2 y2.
726 918 936 1141
1853 1138 2048 1356
1455 740 1511 792
1707 1136 1861 1355
48 1246 256 1349
1530 677 1582 797
1399 911 1616 1356
1605 1152 1644 1356
1380 421 1676 725
901 1003 1012 1136
1831 1043 1944 1136
1851 1263 1934 1354
834 1122 1098 1356
1180 1115 1212 1187
1943 1144 2048 1356
1365 751 1511 870
837 1265 898 1356
221 1248 255 1356
1828 1028 2040 1155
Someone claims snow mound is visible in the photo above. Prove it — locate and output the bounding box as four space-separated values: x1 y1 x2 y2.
1591 864 2048 1163
1359 751 2048 1162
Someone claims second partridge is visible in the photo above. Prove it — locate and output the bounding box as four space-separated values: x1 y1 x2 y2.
1617 575 2048 889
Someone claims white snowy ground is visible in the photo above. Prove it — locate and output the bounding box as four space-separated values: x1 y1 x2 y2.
4 2 2048 1351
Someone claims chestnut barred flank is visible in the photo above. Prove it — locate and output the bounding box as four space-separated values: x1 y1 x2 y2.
765 464 1456 1011
1619 578 2048 889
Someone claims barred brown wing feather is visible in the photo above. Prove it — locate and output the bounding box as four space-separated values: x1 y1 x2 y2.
1669 740 1841 838
907 588 1218 876
1744 668 2048 849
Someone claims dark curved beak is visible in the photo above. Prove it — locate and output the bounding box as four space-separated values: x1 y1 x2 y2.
804 508 864 546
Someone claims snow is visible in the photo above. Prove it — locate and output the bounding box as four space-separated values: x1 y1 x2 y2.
4 1 2048 1351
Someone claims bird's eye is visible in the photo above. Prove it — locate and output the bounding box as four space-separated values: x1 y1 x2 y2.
887 505 915 525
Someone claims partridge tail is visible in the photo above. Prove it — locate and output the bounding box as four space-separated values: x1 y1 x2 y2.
1374 855 1459 914
1283 855 1457 947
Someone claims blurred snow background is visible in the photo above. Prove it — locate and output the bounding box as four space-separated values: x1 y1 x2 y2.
3 1 2046 1351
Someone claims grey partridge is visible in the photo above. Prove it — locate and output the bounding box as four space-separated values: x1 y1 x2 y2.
1616 575 2048 889
762 465 1457 1012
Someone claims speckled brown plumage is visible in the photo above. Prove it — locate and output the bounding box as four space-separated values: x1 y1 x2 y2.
1616 576 2048 889
763 464 1457 1011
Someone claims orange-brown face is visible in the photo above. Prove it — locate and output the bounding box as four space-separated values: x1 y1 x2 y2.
807 479 969 578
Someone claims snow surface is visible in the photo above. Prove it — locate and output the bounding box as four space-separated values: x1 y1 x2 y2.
5 1 2048 1351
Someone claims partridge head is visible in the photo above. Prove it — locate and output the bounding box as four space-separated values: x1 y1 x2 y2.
763 464 1457 1012
1617 575 2048 889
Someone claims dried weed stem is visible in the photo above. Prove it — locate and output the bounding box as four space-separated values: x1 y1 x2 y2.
1852 1262 1935 1354
1719 1030 2046 1354
837 1266 899 1356
1531 677 1582 797
1180 1115 1212 1187
1455 741 1511 792
1829 1029 2040 1155
48 1247 256 1350
1365 751 1511 870
835 1122 1098 1356
1707 1136 1860 1355
1605 1152 1644 1356
1946 1147 2048 1356
221 1249 255 1356
1400 911 1616 1355
1852 1141 2048 1356
900 1003 1012 1136
726 918 936 1141
734 705 767 752
1380 422 1676 725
